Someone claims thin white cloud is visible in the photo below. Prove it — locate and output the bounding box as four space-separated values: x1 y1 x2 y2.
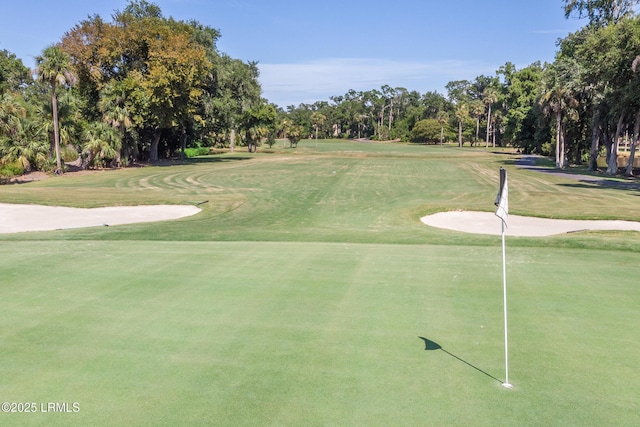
259 57 497 108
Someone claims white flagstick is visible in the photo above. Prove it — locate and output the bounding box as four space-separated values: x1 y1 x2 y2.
495 168 513 389
501 219 512 388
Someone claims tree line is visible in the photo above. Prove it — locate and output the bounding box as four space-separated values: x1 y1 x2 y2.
0 0 276 175
287 0 640 176
1 0 640 176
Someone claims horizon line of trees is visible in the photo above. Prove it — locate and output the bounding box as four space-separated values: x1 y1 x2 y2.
2 0 640 176
283 0 640 176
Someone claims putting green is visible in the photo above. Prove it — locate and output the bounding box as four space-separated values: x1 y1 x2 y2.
1 240 639 426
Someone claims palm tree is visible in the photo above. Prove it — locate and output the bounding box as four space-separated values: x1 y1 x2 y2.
454 104 469 148
436 110 449 145
540 61 579 169
470 100 484 146
482 88 498 148
288 125 303 148
0 117 49 171
81 122 121 169
245 125 268 153
34 45 77 173
310 111 326 148
280 118 291 148
99 82 133 166
0 92 26 140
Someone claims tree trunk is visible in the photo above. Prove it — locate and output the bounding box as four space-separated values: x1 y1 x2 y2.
150 128 161 162
555 110 563 168
559 121 567 168
111 147 121 168
492 122 497 147
626 110 640 176
458 121 463 147
229 127 236 153
588 109 601 171
626 138 637 176
475 118 479 146
485 104 492 148
180 126 187 160
439 126 444 146
607 114 625 175
51 83 62 173
81 151 95 170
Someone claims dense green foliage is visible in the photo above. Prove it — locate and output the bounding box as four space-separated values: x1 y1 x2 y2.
0 1 273 173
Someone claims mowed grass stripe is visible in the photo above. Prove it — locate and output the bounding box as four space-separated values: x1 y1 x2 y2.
2 142 640 245
1 241 639 425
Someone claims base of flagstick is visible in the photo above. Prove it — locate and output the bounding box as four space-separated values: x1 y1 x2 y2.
502 382 513 389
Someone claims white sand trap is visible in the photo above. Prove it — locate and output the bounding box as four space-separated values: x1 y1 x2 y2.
0 203 201 234
421 211 640 237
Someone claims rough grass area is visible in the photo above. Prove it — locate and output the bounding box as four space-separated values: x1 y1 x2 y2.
1 140 640 425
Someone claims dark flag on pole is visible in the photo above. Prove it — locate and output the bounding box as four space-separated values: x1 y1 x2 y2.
494 167 508 228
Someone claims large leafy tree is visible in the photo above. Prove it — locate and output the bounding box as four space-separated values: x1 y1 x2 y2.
109 2 208 161
206 54 262 152
61 1 214 161
563 0 639 26
0 50 30 96
501 62 546 153
569 15 640 174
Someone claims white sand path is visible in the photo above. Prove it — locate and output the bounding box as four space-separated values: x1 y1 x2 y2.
421 211 640 237
0 203 201 234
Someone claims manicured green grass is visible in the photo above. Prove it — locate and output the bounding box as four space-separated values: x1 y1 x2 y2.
1 241 639 426
1 140 640 425
2 140 640 249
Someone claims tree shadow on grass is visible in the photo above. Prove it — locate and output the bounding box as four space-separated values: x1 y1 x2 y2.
150 156 253 166
419 337 503 384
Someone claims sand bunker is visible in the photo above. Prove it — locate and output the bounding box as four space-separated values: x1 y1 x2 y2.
0 203 201 234
421 211 640 237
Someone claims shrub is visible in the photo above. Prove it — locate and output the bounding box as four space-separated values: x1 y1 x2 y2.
184 146 211 158
410 119 442 144
0 161 24 180
62 144 79 162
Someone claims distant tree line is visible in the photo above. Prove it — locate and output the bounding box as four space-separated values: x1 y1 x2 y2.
1 0 640 176
280 0 640 175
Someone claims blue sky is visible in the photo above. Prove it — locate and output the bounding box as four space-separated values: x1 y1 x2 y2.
0 0 588 108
